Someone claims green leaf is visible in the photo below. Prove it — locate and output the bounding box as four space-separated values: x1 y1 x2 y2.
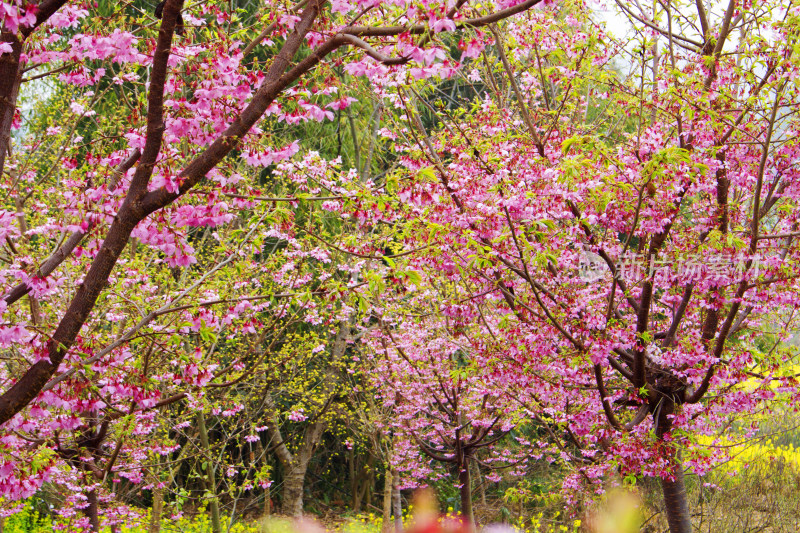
561 137 579 155
405 270 422 286
416 167 436 181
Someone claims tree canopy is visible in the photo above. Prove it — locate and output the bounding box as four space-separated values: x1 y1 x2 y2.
1 1 800 532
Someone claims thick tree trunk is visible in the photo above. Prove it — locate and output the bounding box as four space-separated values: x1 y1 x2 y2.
281 463 308 517
654 397 692 533
148 487 164 533
661 458 691 533
84 490 101 532
266 401 325 519
264 322 349 516
282 420 324 517
0 32 22 178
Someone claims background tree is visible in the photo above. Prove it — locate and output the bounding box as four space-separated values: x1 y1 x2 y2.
366 318 532 529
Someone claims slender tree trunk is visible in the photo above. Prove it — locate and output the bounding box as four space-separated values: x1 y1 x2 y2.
392 470 402 533
2 4 74 178
84 489 101 532
382 466 393 533
361 102 383 181
362 467 373 511
146 439 186 533
472 461 486 507
458 458 474 529
197 412 223 533
356 454 375 512
252 437 272 518
350 448 360 511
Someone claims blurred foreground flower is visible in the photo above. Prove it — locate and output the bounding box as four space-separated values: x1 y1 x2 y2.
586 489 642 533
407 488 472 533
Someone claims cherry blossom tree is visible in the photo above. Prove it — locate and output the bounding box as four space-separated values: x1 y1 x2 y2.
349 1 800 531
366 318 533 528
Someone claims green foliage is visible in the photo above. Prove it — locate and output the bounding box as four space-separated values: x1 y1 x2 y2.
0 503 53 533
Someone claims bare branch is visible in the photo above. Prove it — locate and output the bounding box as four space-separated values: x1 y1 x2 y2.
342 0 546 37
